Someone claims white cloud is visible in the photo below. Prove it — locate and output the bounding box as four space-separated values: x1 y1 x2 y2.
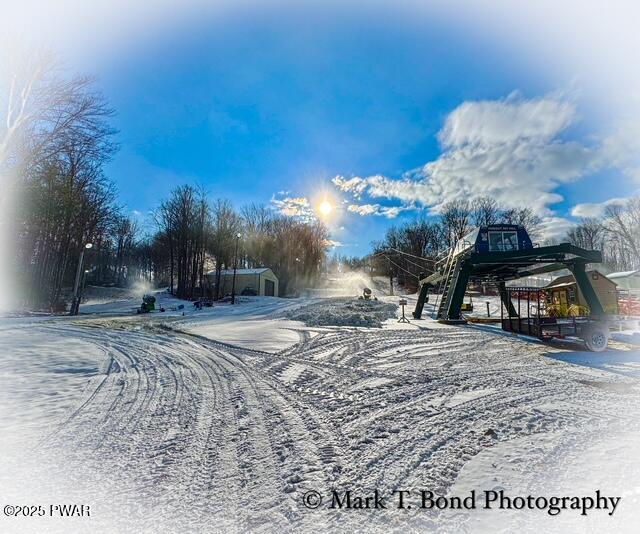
536 216 576 242
332 91 640 243
346 203 414 218
598 119 640 184
270 195 315 221
334 93 604 216
334 174 432 206
277 94 638 243
570 197 628 218
331 176 370 199
439 91 575 147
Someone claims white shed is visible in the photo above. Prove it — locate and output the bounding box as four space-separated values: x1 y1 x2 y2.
606 270 640 290
207 268 279 297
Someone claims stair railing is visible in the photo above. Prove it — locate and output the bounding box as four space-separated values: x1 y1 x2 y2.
431 239 473 319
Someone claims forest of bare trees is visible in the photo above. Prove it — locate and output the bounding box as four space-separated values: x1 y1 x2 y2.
567 198 640 272
147 189 329 300
1 55 329 311
366 197 544 290
2 52 123 310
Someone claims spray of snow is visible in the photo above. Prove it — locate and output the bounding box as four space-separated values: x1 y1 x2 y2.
307 270 393 298
82 280 155 306
130 279 154 298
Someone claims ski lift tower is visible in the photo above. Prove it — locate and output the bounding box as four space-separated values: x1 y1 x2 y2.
412 224 605 323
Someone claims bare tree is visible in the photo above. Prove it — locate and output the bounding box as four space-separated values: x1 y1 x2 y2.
210 198 242 299
564 197 639 271
472 196 500 227
8 62 119 310
604 199 640 265
440 200 472 247
1 50 116 198
154 185 211 300
500 207 542 239
567 217 605 250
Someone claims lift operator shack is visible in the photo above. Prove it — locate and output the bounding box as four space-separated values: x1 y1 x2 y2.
468 225 533 253
412 224 610 350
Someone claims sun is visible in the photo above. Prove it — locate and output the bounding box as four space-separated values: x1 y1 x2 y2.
318 200 333 216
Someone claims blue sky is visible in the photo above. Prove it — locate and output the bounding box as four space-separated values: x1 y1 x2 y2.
96 4 636 255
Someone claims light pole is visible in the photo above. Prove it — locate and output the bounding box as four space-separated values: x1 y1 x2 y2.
81 269 90 299
71 242 92 315
231 233 241 304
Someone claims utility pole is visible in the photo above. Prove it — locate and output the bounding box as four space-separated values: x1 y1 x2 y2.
70 242 92 315
389 258 394 296
231 233 241 304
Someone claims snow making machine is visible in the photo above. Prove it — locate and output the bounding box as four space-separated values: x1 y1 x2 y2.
137 294 156 314
412 224 612 351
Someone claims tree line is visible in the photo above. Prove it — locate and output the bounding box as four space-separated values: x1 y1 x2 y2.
366 197 542 290
567 198 640 273
3 53 123 310
2 55 329 311
146 189 329 300
360 195 639 291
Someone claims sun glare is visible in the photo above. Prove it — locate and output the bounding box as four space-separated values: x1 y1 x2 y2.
318 200 333 216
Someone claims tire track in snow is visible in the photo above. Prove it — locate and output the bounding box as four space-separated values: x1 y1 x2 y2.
28 316 639 532
39 321 347 530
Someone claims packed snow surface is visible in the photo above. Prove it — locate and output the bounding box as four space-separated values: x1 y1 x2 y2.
1 290 640 533
284 297 398 328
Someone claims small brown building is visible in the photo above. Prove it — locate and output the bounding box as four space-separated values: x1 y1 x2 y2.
545 269 618 314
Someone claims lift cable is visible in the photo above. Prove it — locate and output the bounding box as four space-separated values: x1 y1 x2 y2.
370 249 437 276
385 249 437 271
369 248 435 264
370 252 421 280
387 247 438 264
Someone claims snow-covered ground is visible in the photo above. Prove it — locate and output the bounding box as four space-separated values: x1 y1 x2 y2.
284 297 398 328
1 286 640 533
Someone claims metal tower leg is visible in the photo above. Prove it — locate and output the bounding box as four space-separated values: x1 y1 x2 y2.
569 261 605 316
499 282 518 317
447 261 472 320
413 282 430 319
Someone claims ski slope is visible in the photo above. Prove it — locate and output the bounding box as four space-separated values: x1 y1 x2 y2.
1 294 640 533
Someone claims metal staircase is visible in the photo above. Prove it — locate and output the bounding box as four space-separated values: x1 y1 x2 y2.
431 239 473 321
435 255 463 319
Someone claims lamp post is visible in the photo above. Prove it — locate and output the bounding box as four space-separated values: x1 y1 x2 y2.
82 268 90 299
231 233 241 304
71 242 92 315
